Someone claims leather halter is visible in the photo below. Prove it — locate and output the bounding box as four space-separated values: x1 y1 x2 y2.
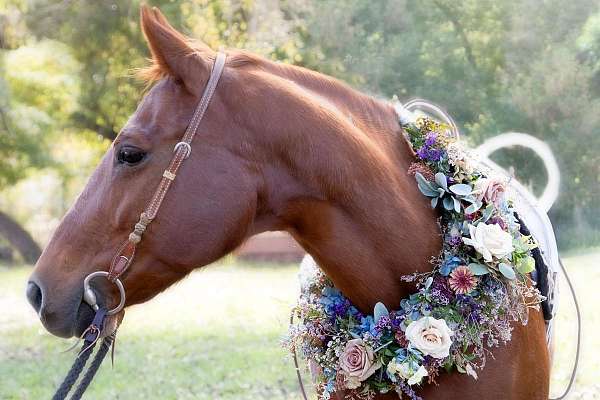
106 52 227 286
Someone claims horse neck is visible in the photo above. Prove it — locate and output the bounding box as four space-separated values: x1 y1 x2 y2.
254 67 442 312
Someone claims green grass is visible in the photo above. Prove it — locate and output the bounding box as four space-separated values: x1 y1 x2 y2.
0 251 598 399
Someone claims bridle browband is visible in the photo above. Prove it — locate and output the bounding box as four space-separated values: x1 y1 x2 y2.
82 52 227 316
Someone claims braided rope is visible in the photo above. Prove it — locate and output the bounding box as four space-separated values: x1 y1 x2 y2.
51 339 97 400
69 333 115 400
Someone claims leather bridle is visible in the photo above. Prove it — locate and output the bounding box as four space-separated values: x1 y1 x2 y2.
82 52 227 316
53 51 229 400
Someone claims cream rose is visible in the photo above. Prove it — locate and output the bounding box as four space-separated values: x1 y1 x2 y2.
408 365 429 385
387 359 428 385
474 177 506 206
339 339 381 389
405 317 453 359
463 223 514 262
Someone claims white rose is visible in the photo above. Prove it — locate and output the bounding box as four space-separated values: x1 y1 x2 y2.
405 316 453 359
408 366 429 386
387 360 428 385
462 223 514 262
339 339 381 389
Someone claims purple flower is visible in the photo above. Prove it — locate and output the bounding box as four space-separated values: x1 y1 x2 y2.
416 145 444 162
455 294 484 323
416 147 428 159
333 299 350 317
430 276 454 305
374 315 392 334
425 132 437 146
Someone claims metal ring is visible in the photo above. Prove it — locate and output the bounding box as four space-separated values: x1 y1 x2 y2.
173 142 192 159
83 271 126 316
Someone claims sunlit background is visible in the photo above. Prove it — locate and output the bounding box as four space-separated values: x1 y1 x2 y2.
0 1 598 399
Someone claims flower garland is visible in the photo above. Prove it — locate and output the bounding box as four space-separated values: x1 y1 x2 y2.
286 116 544 400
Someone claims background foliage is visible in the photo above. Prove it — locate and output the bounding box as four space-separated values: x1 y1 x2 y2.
0 0 599 256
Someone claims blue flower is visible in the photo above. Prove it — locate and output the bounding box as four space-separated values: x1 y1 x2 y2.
359 315 377 335
440 256 463 276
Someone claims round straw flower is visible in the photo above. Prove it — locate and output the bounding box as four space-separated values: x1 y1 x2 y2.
448 266 478 294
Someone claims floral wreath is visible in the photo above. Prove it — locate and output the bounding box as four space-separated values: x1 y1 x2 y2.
286 116 544 400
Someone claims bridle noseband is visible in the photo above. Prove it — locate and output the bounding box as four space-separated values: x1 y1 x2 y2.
82 52 227 316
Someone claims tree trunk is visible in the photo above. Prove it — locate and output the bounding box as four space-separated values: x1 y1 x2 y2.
0 210 41 264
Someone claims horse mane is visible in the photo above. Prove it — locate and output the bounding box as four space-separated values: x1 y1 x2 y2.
138 45 391 130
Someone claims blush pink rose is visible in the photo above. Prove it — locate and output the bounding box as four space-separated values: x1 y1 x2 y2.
339 339 381 389
474 177 506 206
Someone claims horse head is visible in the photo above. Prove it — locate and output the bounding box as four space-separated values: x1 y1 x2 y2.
26 5 439 339
26 7 267 337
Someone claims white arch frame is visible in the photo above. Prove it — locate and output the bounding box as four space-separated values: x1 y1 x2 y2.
476 132 560 213
397 100 560 211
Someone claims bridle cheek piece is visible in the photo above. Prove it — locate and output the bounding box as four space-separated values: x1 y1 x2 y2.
82 52 227 318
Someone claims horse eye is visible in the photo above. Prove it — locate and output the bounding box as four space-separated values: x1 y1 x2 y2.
117 146 146 165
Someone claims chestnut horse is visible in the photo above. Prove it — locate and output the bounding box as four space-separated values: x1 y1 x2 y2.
26 6 550 399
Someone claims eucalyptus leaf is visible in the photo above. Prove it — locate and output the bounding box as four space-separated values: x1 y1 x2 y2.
482 204 494 222
499 263 516 280
453 197 461 213
463 195 477 204
418 182 439 197
443 196 454 210
415 173 433 189
464 202 482 215
373 302 389 323
424 276 434 290
468 263 489 275
449 183 472 196
435 172 448 191
431 197 439 208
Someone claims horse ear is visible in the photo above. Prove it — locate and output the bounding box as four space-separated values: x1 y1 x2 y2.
140 5 211 93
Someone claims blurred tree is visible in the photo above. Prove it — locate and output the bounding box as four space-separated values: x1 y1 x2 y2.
287 0 600 248
1 0 598 250
0 1 46 262
24 0 299 140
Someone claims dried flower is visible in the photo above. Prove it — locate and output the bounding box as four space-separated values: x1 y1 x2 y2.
448 266 478 294
408 162 435 181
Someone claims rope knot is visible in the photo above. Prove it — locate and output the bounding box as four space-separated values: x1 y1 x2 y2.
128 212 152 244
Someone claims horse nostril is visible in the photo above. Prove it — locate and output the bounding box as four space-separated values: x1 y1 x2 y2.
26 281 43 313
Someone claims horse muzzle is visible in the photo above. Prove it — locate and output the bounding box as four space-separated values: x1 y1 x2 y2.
26 273 124 338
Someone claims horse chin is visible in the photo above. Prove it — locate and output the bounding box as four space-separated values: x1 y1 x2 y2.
72 302 96 338
72 303 123 338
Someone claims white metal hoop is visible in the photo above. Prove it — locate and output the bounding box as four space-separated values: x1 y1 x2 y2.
404 98 460 140
476 132 560 212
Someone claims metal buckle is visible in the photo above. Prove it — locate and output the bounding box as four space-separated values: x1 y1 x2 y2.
173 142 192 159
83 271 126 316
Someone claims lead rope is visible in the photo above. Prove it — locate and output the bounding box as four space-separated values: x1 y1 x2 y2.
68 333 116 400
52 308 115 400
51 340 97 400
549 257 581 400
